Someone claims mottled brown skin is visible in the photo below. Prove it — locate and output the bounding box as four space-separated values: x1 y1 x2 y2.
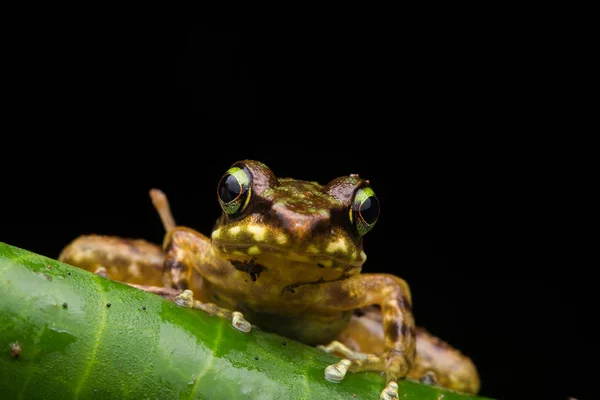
59 160 480 397
59 236 164 286
337 307 480 394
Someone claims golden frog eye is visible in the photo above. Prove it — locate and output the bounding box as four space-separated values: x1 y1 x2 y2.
217 166 252 216
350 186 379 236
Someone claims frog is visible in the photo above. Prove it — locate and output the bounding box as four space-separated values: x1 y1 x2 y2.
59 159 480 399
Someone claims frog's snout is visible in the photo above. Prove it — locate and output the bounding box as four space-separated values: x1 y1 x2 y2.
270 203 331 241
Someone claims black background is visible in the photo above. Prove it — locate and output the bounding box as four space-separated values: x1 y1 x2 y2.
1 29 593 400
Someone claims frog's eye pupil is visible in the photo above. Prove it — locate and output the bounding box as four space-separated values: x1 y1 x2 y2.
359 196 379 225
219 174 242 203
217 167 252 216
351 186 379 237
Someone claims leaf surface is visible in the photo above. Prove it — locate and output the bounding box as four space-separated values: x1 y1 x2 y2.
0 242 491 400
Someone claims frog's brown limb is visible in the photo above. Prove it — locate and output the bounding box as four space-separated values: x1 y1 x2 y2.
294 273 414 399
161 227 230 294
58 235 165 286
410 327 480 394
162 229 251 331
335 306 481 394
149 188 176 231
58 190 175 285
174 289 252 332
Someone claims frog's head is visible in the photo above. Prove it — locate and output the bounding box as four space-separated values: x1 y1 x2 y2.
210 160 379 275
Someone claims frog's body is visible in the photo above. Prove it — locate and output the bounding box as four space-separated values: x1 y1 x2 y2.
59 160 480 399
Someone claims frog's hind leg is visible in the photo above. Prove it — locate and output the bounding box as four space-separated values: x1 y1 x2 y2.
58 235 166 287
410 327 480 394
149 188 176 231
59 234 185 302
334 306 481 394
58 188 177 287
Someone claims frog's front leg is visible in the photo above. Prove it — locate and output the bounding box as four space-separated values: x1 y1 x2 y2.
162 227 252 333
172 289 251 332
299 273 416 400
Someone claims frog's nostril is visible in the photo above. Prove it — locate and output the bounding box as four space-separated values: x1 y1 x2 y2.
286 217 317 238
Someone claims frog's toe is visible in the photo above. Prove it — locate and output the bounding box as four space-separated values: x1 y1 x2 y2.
174 289 195 308
94 266 109 279
318 340 368 360
324 359 352 382
380 381 399 400
231 311 252 333
419 371 437 386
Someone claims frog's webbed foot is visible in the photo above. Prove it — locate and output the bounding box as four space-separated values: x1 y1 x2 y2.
318 340 366 381
320 350 402 399
174 289 252 333
419 371 437 386
318 340 367 382
173 289 195 307
322 356 399 399
381 381 399 400
323 359 352 382
318 341 402 399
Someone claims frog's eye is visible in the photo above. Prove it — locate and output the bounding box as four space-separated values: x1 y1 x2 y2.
350 186 380 236
217 166 252 216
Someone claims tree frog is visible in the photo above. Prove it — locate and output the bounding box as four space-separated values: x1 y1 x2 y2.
59 160 480 399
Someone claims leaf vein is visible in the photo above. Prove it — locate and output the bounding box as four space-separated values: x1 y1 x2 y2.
74 278 108 399
189 318 224 400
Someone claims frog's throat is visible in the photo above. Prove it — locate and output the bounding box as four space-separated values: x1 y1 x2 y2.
212 241 364 274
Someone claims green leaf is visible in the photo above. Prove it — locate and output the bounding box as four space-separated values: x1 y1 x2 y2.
0 242 492 400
